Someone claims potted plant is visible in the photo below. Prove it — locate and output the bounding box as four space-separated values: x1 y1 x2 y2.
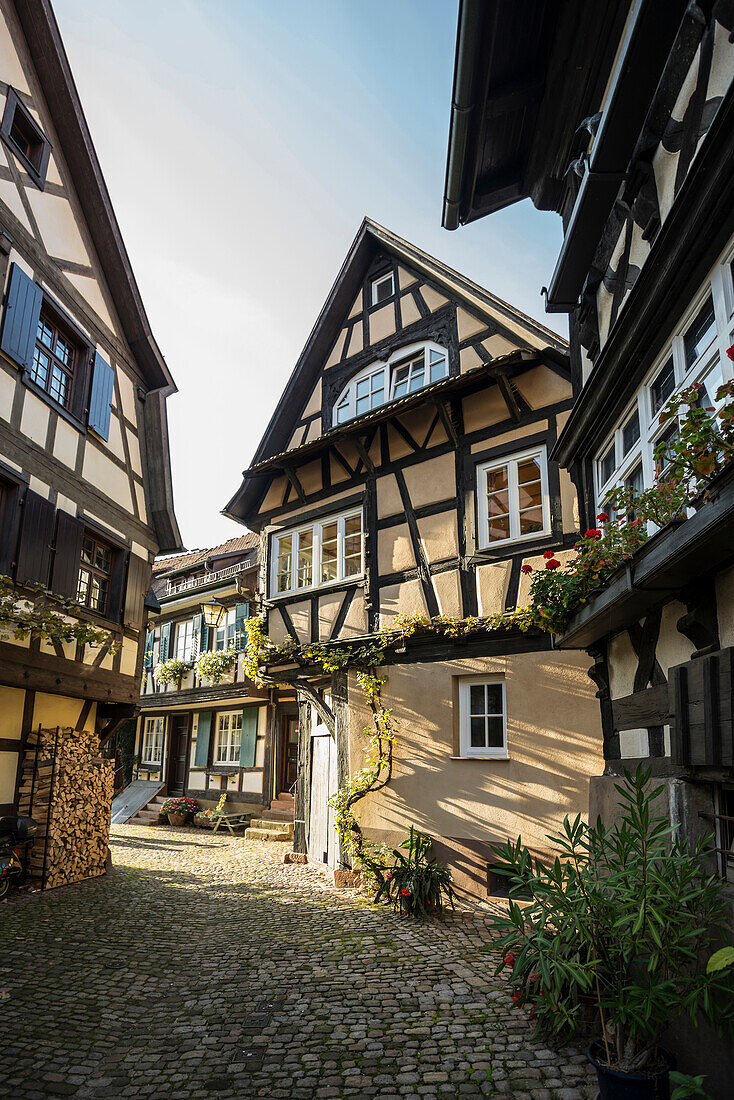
194 647 237 685
374 826 455 918
194 793 227 828
489 767 734 1099
161 796 199 826
153 658 191 687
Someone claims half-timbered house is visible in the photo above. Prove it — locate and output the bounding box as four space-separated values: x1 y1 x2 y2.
129 535 292 829
443 0 734 1080
0 0 180 861
225 219 602 898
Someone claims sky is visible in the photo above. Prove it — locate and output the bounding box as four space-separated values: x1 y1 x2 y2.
53 0 566 552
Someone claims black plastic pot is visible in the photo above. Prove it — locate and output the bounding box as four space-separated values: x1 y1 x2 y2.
587 1041 675 1100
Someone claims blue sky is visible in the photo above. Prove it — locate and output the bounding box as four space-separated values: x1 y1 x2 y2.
54 0 565 550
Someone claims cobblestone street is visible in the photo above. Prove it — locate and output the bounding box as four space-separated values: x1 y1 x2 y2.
3 826 596 1100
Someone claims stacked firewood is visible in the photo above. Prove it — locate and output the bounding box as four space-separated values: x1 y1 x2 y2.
19 726 114 890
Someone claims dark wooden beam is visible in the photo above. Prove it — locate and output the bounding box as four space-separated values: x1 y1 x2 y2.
353 437 375 476
281 466 306 504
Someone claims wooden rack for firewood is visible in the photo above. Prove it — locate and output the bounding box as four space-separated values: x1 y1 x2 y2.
17 725 114 890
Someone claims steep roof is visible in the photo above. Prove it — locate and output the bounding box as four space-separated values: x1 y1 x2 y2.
241 217 567 474
153 533 259 578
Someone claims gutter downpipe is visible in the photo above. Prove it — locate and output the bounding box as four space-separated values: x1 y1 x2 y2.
442 0 484 230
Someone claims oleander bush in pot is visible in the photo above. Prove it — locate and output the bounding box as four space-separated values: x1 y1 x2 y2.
374 827 455 918
489 767 734 1098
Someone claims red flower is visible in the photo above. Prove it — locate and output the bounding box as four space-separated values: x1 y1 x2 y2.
545 558 561 570
584 529 602 540
727 344 734 362
511 992 523 1006
521 564 532 574
385 872 392 881
503 952 517 967
542 550 555 559
400 887 411 897
597 511 609 522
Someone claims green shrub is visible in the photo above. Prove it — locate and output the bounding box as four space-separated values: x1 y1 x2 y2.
375 827 455 919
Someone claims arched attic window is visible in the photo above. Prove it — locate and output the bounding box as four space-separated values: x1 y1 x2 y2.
333 341 448 425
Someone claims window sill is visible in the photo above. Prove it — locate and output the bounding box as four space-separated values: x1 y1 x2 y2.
450 754 509 761
268 576 365 602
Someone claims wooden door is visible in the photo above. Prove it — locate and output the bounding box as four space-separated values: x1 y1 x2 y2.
308 723 338 868
280 714 299 794
167 715 189 795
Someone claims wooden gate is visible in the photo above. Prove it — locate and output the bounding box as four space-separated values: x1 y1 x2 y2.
308 715 338 868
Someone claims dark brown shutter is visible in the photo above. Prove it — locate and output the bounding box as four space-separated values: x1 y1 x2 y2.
15 489 55 587
0 478 22 578
107 549 128 624
49 510 84 599
123 554 151 628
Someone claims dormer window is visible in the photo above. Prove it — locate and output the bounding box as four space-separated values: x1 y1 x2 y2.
0 88 51 190
333 341 448 425
371 272 394 305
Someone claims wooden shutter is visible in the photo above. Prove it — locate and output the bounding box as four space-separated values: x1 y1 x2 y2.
15 489 55 587
0 263 42 369
0 479 22 577
239 707 258 767
123 554 151 628
49 510 84 599
200 623 210 653
192 613 203 658
195 710 212 767
143 629 155 669
88 352 115 440
234 601 249 652
107 549 128 624
159 621 172 662
671 648 734 767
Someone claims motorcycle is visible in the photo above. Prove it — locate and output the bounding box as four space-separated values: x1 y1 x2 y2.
0 817 38 901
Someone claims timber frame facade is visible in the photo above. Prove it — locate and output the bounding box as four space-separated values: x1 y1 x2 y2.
444 0 734 1084
133 536 292 814
226 219 602 896
0 1 180 828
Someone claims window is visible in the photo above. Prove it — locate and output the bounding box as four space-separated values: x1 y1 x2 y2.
215 608 237 651
371 272 394 305
683 296 716 369
215 711 243 764
332 342 448 425
714 785 734 883
174 619 194 662
271 509 363 596
76 533 112 614
458 677 507 758
650 357 674 416
0 88 51 189
476 447 550 548
30 311 78 409
142 717 165 765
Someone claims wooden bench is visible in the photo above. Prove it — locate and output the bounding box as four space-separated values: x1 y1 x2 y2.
211 812 250 835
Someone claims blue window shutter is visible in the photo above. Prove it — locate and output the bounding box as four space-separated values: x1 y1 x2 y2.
234 601 249 652
192 613 203 657
201 624 209 652
159 621 171 662
239 708 258 767
1 263 42 369
195 710 212 767
88 352 115 440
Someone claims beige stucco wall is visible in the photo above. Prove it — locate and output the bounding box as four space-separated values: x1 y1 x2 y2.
348 650 603 859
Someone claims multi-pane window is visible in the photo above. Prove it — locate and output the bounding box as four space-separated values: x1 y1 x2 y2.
458 677 507 758
76 534 112 615
476 447 550 548
595 254 734 514
332 342 448 424
142 717 165 765
31 313 77 408
215 711 243 764
174 620 195 662
371 272 394 305
271 509 363 596
215 608 237 650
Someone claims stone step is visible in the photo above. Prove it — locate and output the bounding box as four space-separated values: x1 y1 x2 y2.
262 808 294 822
132 810 161 824
248 818 293 833
245 826 292 842
274 792 294 802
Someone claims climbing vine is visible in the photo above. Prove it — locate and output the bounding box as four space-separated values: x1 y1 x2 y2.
244 606 536 881
0 574 116 650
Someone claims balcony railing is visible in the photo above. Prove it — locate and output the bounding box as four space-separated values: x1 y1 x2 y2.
165 559 251 597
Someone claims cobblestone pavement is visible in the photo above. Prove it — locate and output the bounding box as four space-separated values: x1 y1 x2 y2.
2 825 597 1100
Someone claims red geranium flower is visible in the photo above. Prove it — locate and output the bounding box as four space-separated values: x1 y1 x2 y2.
584 529 602 540
545 558 561 570
597 511 609 522
543 550 555 559
400 887 411 897
727 344 734 362
521 564 532 574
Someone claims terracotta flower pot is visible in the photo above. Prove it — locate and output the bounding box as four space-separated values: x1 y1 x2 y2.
167 812 188 826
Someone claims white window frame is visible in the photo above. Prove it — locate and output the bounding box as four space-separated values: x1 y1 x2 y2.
215 608 237 651
458 676 508 759
371 271 394 305
594 242 734 515
269 508 364 598
174 619 194 662
215 710 243 765
476 446 551 549
142 717 165 765
331 341 448 426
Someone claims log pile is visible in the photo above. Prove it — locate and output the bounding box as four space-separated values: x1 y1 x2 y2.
18 726 114 890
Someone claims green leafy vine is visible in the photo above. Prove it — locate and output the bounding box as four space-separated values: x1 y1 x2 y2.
0 574 116 650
